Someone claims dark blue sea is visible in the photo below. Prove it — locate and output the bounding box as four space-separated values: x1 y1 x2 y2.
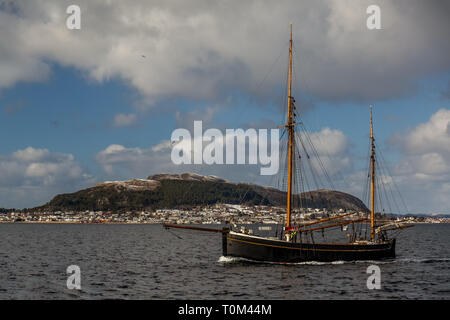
0 223 448 299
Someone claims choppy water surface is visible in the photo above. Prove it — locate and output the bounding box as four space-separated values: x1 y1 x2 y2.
0 223 448 299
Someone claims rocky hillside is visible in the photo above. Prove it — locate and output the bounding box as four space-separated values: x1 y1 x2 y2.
35 173 369 212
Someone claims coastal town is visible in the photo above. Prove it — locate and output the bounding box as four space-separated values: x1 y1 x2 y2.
0 203 448 225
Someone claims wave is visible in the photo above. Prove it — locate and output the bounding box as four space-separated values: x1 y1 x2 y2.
395 257 450 264
217 256 256 264
217 256 450 265
218 256 349 266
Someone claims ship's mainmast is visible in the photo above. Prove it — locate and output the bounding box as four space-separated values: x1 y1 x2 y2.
370 105 375 241
286 22 294 233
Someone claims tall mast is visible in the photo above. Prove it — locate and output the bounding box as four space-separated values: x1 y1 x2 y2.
370 105 375 241
286 22 294 232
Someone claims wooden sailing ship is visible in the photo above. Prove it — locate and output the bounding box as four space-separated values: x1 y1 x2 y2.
164 24 411 263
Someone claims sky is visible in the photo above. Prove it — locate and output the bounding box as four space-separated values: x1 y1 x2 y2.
0 0 449 214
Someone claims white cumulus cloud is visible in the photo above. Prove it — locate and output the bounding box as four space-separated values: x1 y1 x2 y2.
387 108 450 213
0 147 94 208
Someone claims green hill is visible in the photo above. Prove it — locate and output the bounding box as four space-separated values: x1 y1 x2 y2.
34 173 369 212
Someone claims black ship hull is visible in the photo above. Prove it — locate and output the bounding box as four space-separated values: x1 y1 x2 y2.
223 231 395 263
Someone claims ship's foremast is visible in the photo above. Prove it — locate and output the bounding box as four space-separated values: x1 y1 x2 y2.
286 22 294 235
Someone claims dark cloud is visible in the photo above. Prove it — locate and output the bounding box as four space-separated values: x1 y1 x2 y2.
0 0 448 105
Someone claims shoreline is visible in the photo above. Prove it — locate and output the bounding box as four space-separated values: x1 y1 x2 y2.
1 221 448 225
